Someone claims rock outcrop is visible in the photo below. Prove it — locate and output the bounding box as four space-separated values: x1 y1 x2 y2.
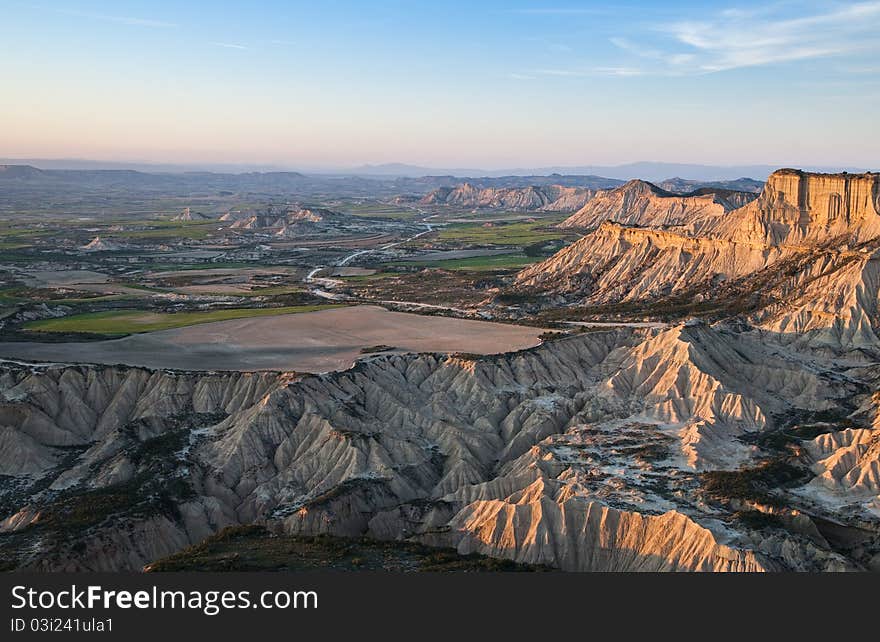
657 176 764 196
515 170 880 353
171 207 208 222
80 236 122 252
227 206 332 230
804 428 880 515
450 478 772 571
420 183 597 212
516 221 780 302
710 169 880 245
557 179 753 232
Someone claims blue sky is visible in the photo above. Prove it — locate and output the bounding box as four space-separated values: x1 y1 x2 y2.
1 1 878 168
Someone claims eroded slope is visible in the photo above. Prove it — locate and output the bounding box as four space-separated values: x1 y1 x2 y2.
2 323 874 572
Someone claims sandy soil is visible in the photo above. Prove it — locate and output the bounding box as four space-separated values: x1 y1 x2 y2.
0 305 548 372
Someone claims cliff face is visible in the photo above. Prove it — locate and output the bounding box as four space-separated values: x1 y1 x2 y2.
712 169 880 245
766 170 880 225
557 179 753 232
515 170 880 352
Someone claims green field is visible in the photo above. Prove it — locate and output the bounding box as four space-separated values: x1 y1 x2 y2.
107 220 218 240
390 252 540 271
25 304 347 335
437 218 568 246
337 201 418 220
0 225 55 249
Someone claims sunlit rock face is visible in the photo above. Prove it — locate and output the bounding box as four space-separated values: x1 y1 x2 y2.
515 171 880 354
516 221 780 302
713 170 880 245
449 479 772 572
557 179 749 233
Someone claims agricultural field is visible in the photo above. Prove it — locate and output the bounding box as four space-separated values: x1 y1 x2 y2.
333 200 419 220
390 252 540 271
436 217 570 246
24 304 347 335
95 219 220 240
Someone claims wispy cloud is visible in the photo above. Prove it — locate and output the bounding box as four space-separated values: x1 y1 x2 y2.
527 66 645 78
512 3 880 81
652 1 880 73
609 37 662 60
594 66 645 77
523 36 575 55
511 8 616 15
609 36 695 70
532 68 587 77
210 42 248 50
52 9 178 29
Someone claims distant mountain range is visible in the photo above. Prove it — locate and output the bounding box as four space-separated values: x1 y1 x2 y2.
0 164 622 205
3 158 875 182
349 162 874 182
0 158 291 174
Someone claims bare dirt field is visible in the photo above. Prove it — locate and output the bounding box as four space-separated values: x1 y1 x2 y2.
17 269 152 296
23 269 111 286
328 267 376 277
269 233 396 249
0 305 549 372
146 267 302 279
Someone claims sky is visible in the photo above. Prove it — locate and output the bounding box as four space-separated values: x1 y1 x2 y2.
1 0 878 169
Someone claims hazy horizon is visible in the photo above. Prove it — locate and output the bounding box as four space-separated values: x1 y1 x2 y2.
2 1 879 167
1 156 875 178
